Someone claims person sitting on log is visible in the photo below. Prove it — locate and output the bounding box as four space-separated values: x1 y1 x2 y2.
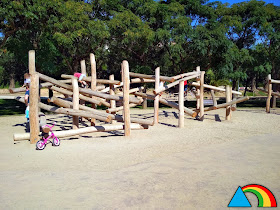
74 72 88 88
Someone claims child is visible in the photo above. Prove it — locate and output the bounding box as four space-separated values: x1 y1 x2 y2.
74 72 88 88
24 77 30 124
21 73 31 88
184 80 188 96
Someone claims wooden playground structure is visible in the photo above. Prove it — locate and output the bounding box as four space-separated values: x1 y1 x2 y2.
5 50 252 144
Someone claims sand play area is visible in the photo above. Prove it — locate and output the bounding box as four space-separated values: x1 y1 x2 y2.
0 107 280 209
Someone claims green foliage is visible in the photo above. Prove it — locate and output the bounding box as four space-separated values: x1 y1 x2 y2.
0 0 279 88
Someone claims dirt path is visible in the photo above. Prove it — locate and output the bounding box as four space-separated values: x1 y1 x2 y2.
0 108 279 209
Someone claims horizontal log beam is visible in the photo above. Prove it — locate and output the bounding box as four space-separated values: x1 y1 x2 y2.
61 74 121 85
38 73 141 104
8 79 72 93
257 88 280 97
130 78 155 83
14 123 148 141
129 72 174 83
106 103 138 113
154 73 200 94
15 96 111 123
171 72 198 81
133 92 197 118
50 86 104 106
190 82 242 95
203 96 249 112
270 79 280 84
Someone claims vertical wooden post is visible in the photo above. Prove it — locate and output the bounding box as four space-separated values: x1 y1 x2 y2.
81 60 86 76
142 88 148 109
232 93 237 111
72 78 79 129
90 53 97 125
154 67 160 125
266 74 272 113
29 50 40 144
80 60 86 122
109 74 116 123
179 80 184 128
226 85 231 120
196 66 200 113
30 74 40 144
199 71 205 121
230 87 233 118
122 61 131 136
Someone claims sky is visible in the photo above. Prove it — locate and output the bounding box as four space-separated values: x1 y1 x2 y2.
207 0 280 6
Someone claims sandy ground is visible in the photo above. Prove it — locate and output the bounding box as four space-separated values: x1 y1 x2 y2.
0 107 280 209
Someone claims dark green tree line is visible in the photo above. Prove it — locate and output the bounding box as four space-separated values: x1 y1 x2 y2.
0 0 279 90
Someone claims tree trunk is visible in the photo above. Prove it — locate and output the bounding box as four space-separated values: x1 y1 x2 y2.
232 80 237 91
9 74 15 89
251 76 257 92
244 79 249 96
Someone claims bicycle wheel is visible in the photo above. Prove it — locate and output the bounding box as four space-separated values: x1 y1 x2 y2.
52 137 60 147
36 140 46 150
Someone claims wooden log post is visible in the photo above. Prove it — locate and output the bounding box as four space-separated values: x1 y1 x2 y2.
154 67 160 125
122 61 131 136
29 50 40 144
179 80 184 128
81 60 86 75
142 88 148 109
196 66 200 117
109 74 116 110
72 78 79 129
226 85 231 120
80 60 87 122
199 71 205 121
266 74 272 113
90 53 97 125
231 93 237 111
109 74 116 123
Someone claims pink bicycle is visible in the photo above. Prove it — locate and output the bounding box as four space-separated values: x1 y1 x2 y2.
36 122 60 150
